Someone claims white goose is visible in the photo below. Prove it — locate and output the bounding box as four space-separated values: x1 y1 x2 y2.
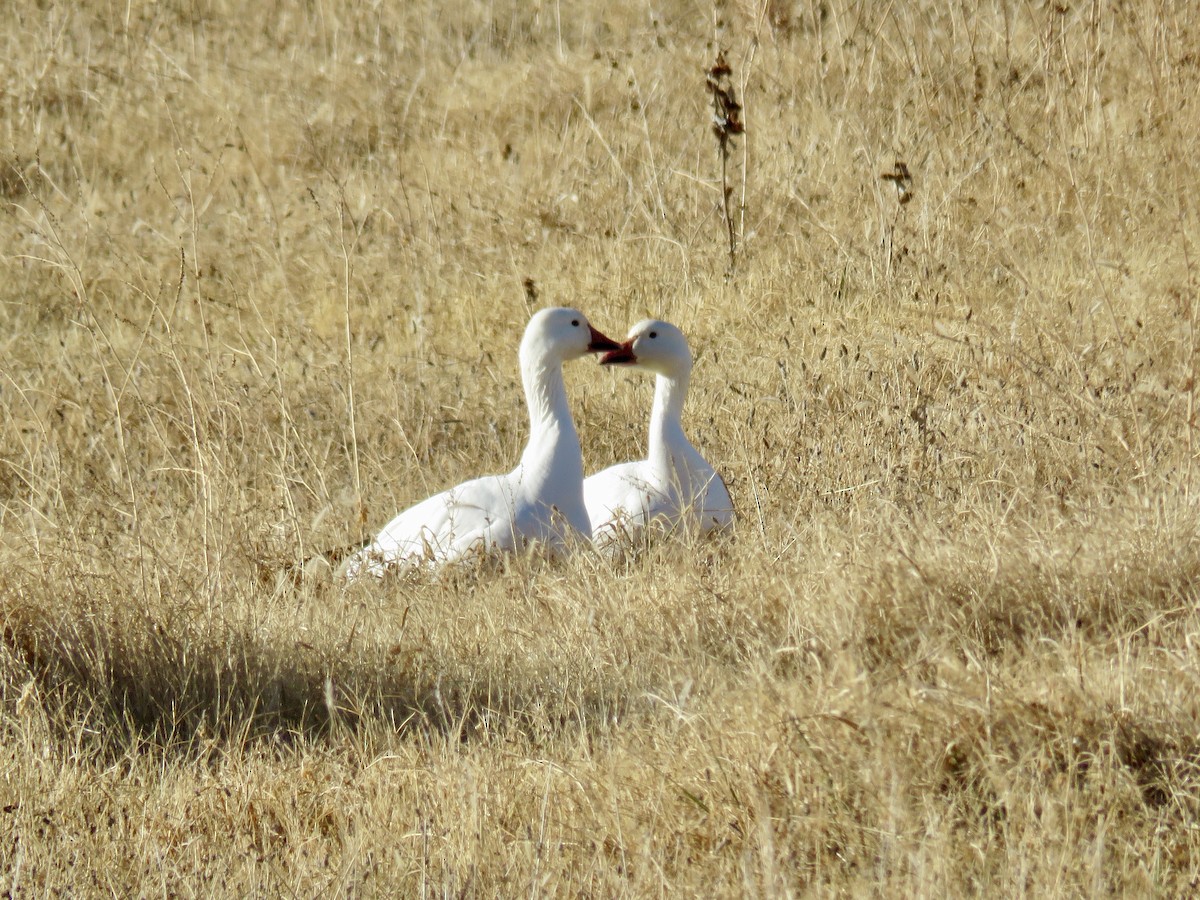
344 307 618 578
584 319 734 543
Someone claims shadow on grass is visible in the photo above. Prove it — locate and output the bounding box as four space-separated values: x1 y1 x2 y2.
851 508 1200 817
0 584 626 759
856 511 1200 669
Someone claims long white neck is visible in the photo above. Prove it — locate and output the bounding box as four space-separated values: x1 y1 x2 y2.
647 367 694 478
518 351 583 486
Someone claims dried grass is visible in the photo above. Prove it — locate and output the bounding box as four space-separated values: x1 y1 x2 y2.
3 0 1200 894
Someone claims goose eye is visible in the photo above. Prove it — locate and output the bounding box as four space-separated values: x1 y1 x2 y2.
571 319 580 327
649 331 658 339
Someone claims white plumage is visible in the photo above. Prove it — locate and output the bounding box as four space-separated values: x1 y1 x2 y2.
584 319 733 544
344 307 618 578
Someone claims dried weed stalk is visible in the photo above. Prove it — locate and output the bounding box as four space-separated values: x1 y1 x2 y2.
880 160 914 205
706 49 744 273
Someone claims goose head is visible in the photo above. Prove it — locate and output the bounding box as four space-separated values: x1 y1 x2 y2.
600 319 692 378
522 307 619 364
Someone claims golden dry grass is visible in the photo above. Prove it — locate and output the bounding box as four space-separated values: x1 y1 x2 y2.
3 0 1200 894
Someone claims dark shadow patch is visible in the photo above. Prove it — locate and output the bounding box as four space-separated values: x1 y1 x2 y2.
0 584 629 762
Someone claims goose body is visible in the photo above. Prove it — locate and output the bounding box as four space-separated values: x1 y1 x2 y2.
584 319 733 543
344 307 618 578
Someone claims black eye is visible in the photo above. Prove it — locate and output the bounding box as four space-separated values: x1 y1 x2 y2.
571 319 580 327
649 331 658 339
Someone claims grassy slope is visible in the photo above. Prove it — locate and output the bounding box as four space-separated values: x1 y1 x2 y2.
2 0 1199 894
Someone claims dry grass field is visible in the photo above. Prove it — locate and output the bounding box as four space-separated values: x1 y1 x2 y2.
3 0 1200 894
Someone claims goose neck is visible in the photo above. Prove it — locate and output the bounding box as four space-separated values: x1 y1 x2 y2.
520 354 581 469
647 370 691 466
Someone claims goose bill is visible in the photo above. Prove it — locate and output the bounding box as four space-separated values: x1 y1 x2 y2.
587 326 621 353
599 342 636 365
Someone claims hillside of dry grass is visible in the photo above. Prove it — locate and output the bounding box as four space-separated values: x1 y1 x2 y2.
2 0 1200 894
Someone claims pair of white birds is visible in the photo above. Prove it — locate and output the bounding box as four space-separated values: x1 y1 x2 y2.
343 307 733 579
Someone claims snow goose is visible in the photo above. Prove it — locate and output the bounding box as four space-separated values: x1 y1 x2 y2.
344 307 619 578
584 319 733 543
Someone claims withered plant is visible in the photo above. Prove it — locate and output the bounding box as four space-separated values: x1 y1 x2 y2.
706 49 744 274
